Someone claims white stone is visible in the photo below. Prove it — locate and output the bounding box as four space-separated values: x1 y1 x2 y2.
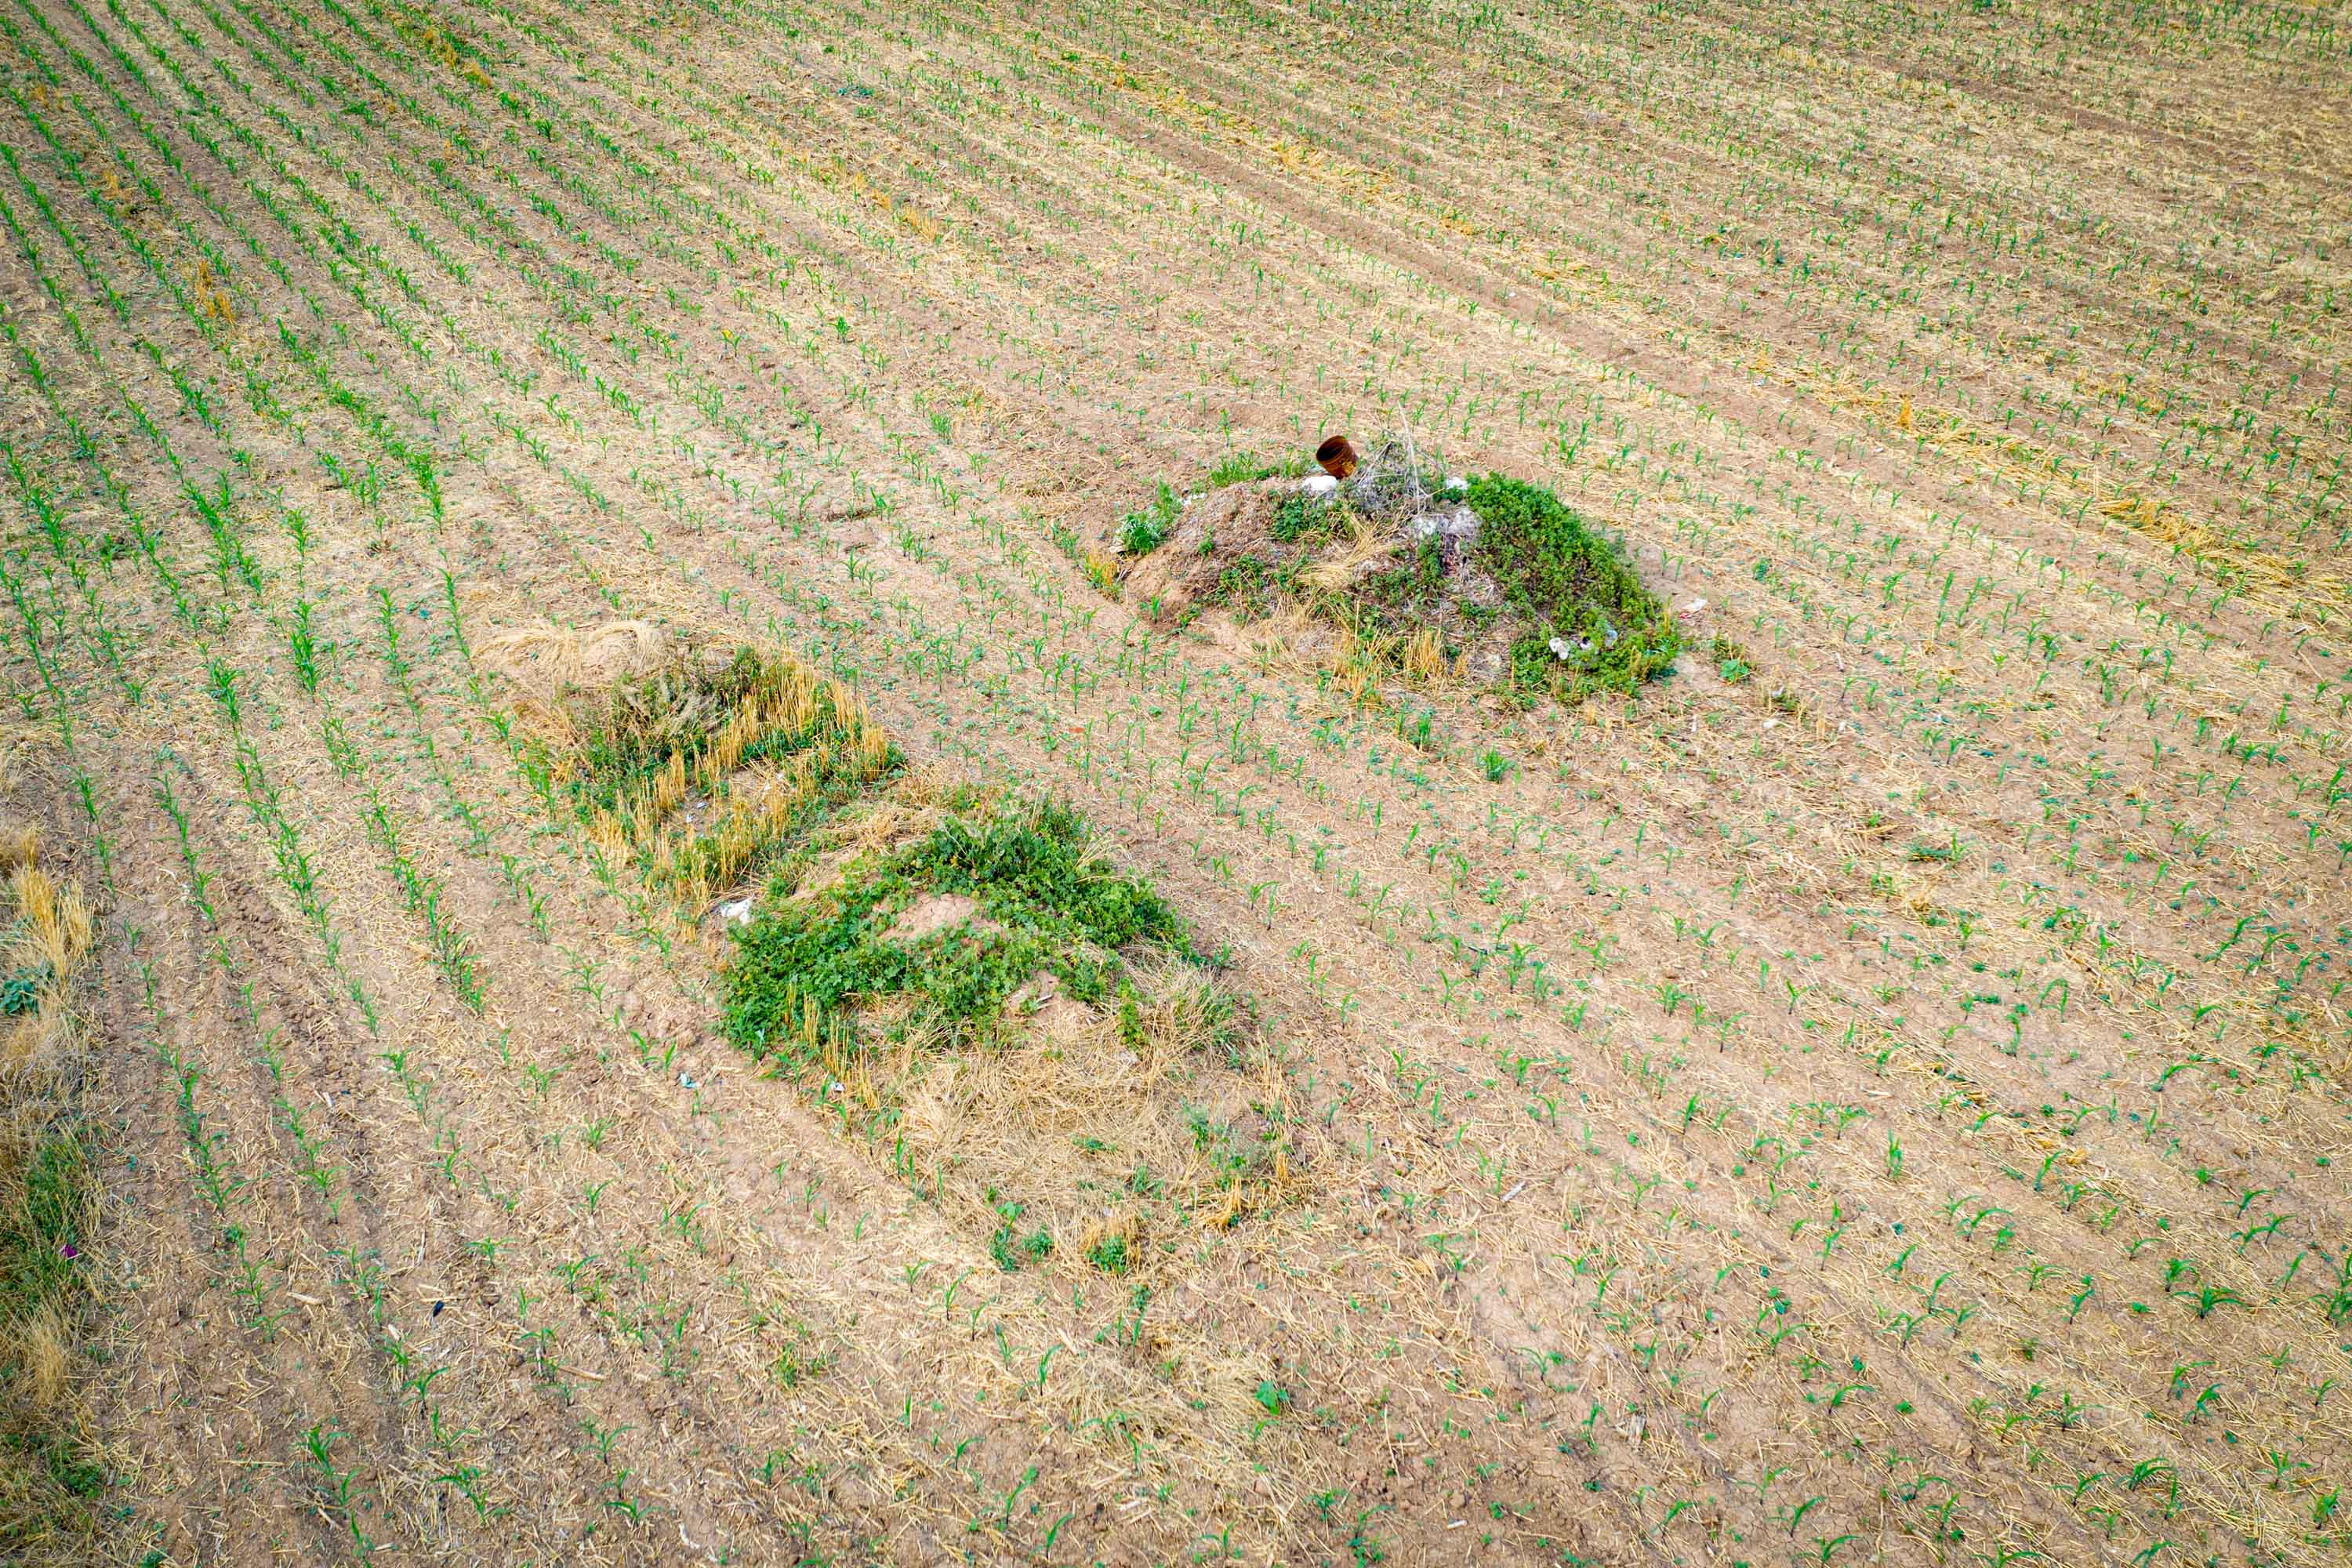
1299 474 1339 497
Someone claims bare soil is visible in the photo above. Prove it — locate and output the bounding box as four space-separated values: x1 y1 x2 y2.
0 0 2346 1564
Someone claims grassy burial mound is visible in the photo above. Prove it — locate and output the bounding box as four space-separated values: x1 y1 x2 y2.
499 622 1299 1275
487 621 895 913
1094 439 1679 704
722 779 1300 1274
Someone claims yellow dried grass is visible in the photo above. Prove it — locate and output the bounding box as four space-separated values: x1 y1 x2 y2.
480 617 674 698
2103 493 2352 614
520 628 897 910
1402 626 1445 681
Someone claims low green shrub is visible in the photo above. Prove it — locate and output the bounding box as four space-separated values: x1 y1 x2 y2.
1462 475 1679 702
1116 483 1182 557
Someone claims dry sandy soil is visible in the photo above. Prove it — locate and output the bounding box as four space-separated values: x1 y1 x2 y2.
0 0 2348 1563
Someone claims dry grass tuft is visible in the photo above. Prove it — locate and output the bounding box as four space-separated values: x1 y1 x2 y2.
4 1305 68 1414
0 1007 71 1080
8 866 94 993
1298 529 1398 594
498 623 898 909
1403 626 1445 682
0 793 110 1563
0 826 38 877
481 617 676 742
491 616 674 691
2103 493 2352 615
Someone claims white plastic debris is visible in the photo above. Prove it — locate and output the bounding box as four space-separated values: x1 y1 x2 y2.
1298 474 1339 498
1445 475 1468 492
719 897 753 924
1408 504 1480 543
1683 597 1708 613
679 1072 699 1089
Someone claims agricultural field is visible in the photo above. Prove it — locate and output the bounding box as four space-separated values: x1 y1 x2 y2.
0 0 2347 1562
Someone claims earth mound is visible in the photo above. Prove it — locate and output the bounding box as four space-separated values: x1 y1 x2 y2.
1093 438 1680 702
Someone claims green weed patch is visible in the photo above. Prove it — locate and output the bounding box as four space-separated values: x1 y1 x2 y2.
723 796 1184 1057
1462 476 1680 702
720 789 1294 1275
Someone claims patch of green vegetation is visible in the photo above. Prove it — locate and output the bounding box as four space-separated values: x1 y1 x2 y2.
722 796 1186 1062
0 1126 92 1334
1086 1234 1131 1273
2 1428 107 1500
1463 476 1679 702
2 964 49 1015
1711 633 1752 684
1268 492 1338 546
1203 552 1301 619
1205 450 1308 487
986 1198 1054 1272
1117 483 1182 557
1181 1105 1264 1185
1353 535 1447 619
